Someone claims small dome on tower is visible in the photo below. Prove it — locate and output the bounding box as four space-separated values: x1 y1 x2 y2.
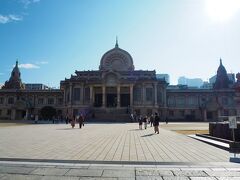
213 58 230 89
2 60 25 89
10 61 21 80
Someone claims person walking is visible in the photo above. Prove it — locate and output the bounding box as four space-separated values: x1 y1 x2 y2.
153 112 160 134
150 114 154 127
138 115 143 130
71 115 76 128
143 116 148 129
78 114 84 129
65 115 69 124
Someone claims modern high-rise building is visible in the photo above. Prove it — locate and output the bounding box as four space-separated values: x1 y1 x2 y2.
156 74 170 84
178 76 203 87
25 84 50 90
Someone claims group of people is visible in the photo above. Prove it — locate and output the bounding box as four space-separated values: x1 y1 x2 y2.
67 114 85 129
137 112 160 134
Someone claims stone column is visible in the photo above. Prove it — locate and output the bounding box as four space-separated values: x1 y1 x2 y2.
63 86 66 105
54 95 57 106
154 83 158 106
69 83 73 104
90 86 93 105
142 83 145 105
11 109 16 120
81 84 84 105
117 85 120 108
163 86 167 108
203 109 207 121
102 86 106 107
25 109 29 120
92 87 95 106
217 109 221 121
130 84 133 107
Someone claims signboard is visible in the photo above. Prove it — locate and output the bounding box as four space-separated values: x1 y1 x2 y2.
229 116 237 129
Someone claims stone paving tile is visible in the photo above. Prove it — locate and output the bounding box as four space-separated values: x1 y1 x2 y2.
162 177 190 180
102 170 135 178
79 178 116 180
205 171 240 177
210 168 227 171
66 169 103 177
136 169 159 176
225 168 240 171
30 167 69 176
88 166 133 171
180 168 211 171
58 166 89 169
217 177 240 180
136 169 173 176
0 174 43 180
136 176 163 180
0 164 57 168
0 166 35 174
173 171 208 177
155 168 182 171
189 177 217 180
41 176 80 180
118 178 135 180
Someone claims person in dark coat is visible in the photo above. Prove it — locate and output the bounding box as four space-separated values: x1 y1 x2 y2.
150 114 154 127
138 115 143 130
143 116 148 129
65 116 69 124
153 112 160 134
71 115 76 128
78 114 84 129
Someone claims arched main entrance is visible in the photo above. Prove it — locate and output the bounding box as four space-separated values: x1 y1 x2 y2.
106 87 117 107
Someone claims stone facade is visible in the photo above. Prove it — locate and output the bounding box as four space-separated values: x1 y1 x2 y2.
0 43 238 121
60 42 167 120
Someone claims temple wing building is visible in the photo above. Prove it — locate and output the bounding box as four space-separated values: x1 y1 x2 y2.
0 42 239 121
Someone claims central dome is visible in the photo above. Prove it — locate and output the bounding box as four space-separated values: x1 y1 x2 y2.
99 41 134 71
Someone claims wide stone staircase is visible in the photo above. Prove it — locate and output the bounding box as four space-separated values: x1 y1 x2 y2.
90 108 133 122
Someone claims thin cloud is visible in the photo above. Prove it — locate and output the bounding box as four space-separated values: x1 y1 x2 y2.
0 14 23 24
18 63 40 69
20 0 40 8
36 61 49 65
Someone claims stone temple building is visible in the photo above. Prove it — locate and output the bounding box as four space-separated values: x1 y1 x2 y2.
0 42 239 121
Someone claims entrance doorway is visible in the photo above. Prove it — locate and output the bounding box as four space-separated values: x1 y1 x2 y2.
16 110 26 120
120 87 130 107
107 94 117 107
106 87 117 107
94 94 102 107
120 94 130 107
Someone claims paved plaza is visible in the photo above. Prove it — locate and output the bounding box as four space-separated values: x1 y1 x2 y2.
0 122 228 162
0 122 240 179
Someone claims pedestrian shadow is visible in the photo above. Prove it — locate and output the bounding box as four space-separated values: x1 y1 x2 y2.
128 129 142 131
56 128 77 130
141 133 155 137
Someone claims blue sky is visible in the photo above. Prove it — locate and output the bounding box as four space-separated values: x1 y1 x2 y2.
0 0 240 87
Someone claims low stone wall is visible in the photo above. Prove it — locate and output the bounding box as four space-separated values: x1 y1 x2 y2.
209 122 240 141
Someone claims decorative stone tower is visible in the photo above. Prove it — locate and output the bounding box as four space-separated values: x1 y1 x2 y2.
2 61 25 89
213 59 230 89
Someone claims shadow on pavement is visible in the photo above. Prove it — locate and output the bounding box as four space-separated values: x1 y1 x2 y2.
141 133 155 137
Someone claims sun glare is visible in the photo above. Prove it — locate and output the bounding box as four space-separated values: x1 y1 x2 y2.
205 0 240 22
